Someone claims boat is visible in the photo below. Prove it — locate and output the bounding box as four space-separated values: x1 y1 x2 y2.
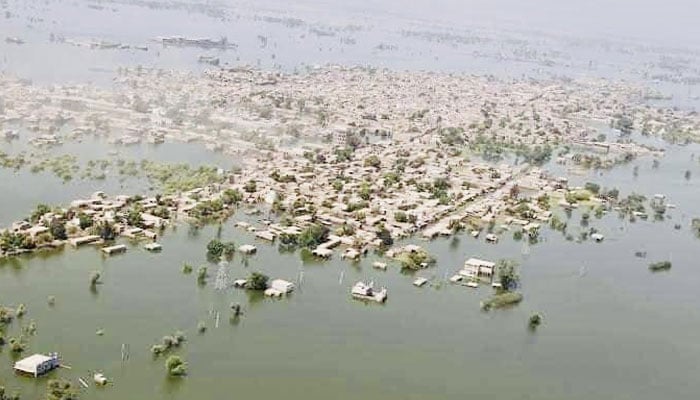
351 281 387 303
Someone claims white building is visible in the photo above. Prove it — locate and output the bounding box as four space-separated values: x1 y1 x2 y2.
14 353 60 377
269 279 295 294
333 131 347 147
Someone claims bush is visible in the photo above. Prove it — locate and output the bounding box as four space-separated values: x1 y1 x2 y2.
197 267 208 285
46 379 77 400
165 355 187 376
364 155 381 169
221 188 243 205
90 271 101 287
496 260 519 291
584 182 601 194
48 219 67 240
78 213 94 230
376 224 393 246
245 272 269 291
8 337 25 353
394 211 408 223
206 239 235 259
528 313 542 329
397 249 435 270
0 385 20 400
93 221 116 241
649 261 672 272
481 292 523 311
15 304 25 318
298 224 329 248
243 180 257 193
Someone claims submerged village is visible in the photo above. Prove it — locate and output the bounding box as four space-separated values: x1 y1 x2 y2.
1 62 700 397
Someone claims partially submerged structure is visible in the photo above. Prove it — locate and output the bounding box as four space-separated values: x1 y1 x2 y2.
14 353 60 377
351 281 387 303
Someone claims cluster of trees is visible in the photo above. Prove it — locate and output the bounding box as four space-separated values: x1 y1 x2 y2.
189 198 235 222
364 155 381 169
515 144 553 166
46 379 76 400
245 272 269 290
206 239 236 260
439 127 466 146
151 331 186 356
334 147 354 162
0 231 34 252
396 249 434 270
649 261 672 272
297 224 329 248
0 386 21 400
221 188 243 205
166 355 187 377
244 180 257 193
496 260 520 291
270 169 296 183
692 218 700 238
376 224 393 247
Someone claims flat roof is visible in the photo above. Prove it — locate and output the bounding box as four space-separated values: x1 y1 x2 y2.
14 354 53 372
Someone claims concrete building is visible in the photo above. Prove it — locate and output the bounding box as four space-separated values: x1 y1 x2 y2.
14 353 60 377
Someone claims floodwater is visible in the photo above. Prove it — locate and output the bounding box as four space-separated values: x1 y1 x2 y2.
1 0 700 399
1 145 699 399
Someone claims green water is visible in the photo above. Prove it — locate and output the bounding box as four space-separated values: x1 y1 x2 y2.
1 142 699 399
0 135 235 225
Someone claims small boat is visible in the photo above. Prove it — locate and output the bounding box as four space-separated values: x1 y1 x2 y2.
466 281 479 288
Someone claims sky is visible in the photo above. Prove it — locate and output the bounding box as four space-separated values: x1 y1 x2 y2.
272 0 700 48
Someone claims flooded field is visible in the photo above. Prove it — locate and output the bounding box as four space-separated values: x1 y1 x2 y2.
1 1 700 399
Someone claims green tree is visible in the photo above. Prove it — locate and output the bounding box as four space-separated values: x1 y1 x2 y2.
364 155 381 169
245 272 269 290
0 385 21 400
243 180 257 193
221 188 243 205
376 224 393 246
94 221 116 241
197 266 208 285
165 355 187 376
584 182 601 195
46 379 77 400
394 211 408 223
78 213 94 230
30 204 52 223
49 219 67 240
90 271 101 287
206 239 224 258
497 260 519 291
126 207 143 227
298 224 329 248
